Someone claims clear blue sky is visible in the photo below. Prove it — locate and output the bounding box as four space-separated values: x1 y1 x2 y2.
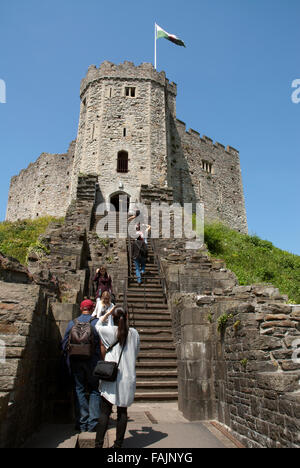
1 0 299 254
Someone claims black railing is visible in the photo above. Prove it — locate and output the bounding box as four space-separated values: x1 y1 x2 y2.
150 238 168 304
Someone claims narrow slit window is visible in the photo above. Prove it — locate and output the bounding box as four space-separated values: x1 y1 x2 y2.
117 151 129 173
123 128 126 137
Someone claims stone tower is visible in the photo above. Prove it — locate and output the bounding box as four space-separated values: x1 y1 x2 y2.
70 60 177 211
6 60 248 234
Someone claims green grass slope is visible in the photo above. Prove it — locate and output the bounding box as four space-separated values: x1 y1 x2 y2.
0 217 64 265
204 223 300 304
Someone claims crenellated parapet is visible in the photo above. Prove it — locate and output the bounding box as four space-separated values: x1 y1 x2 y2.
80 60 177 99
175 118 239 156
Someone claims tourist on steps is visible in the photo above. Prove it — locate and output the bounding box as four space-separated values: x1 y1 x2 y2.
95 306 140 449
132 235 148 286
136 222 151 245
93 266 114 301
62 300 101 433
92 291 116 326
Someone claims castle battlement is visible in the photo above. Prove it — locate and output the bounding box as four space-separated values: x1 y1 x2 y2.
80 60 177 98
175 119 239 156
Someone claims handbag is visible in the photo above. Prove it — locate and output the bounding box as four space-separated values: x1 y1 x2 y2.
93 336 127 382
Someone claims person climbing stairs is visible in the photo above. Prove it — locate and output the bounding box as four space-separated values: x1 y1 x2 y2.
120 240 178 402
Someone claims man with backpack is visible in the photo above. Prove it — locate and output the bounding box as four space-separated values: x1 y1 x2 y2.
62 299 101 433
132 235 148 286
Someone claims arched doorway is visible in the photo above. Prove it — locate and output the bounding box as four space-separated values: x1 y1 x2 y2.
110 192 130 212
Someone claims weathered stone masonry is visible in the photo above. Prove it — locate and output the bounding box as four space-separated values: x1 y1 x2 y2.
153 238 300 448
1 177 299 448
6 141 75 222
6 61 247 235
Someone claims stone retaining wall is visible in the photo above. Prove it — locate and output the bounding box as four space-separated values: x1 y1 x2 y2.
0 257 62 447
153 238 300 448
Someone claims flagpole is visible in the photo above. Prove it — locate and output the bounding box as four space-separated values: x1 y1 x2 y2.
154 23 157 70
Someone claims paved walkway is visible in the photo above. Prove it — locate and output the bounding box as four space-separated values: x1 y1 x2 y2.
24 403 240 449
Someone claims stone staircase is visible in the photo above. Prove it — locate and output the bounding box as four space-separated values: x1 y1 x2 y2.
90 209 178 402
121 240 178 402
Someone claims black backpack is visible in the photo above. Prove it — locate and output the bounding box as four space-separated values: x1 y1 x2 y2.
135 239 148 260
68 318 95 359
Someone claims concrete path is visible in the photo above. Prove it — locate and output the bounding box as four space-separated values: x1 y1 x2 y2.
24 403 240 449
105 403 237 449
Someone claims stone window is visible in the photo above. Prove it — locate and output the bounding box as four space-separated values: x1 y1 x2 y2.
123 128 126 137
117 151 129 173
125 87 136 97
202 160 213 174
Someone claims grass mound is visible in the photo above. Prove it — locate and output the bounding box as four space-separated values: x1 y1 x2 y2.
204 223 300 304
0 216 64 265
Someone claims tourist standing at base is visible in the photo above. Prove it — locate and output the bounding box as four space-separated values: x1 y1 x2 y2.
95 306 140 449
62 300 101 433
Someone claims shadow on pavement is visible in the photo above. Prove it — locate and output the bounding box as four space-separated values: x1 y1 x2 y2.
123 426 168 448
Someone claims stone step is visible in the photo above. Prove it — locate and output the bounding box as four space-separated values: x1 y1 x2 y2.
140 343 176 351
135 328 174 336
130 315 171 323
122 290 165 296
133 320 172 328
137 351 177 360
126 296 166 303
134 391 178 401
136 370 178 378
127 302 168 309
135 335 174 342
136 381 178 389
136 361 178 369
125 297 166 305
132 314 172 328
127 285 163 292
134 328 173 335
130 313 171 321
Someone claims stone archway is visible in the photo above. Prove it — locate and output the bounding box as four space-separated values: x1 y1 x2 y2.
110 192 130 212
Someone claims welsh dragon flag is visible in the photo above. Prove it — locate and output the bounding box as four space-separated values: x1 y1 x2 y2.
156 24 186 47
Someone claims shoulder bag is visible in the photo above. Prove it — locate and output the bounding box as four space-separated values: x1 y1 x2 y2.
93 335 127 382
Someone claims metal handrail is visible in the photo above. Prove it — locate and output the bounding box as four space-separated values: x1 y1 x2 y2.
150 238 168 303
127 237 133 277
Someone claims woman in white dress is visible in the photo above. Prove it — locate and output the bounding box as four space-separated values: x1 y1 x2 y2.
95 306 140 449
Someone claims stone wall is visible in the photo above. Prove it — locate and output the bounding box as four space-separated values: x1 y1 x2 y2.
0 255 62 448
168 118 248 233
6 141 75 222
152 238 300 448
70 61 177 206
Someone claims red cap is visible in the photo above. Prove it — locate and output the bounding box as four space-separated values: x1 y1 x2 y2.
80 300 95 311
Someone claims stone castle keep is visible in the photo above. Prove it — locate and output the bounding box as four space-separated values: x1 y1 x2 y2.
6 60 247 234
2 61 299 449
